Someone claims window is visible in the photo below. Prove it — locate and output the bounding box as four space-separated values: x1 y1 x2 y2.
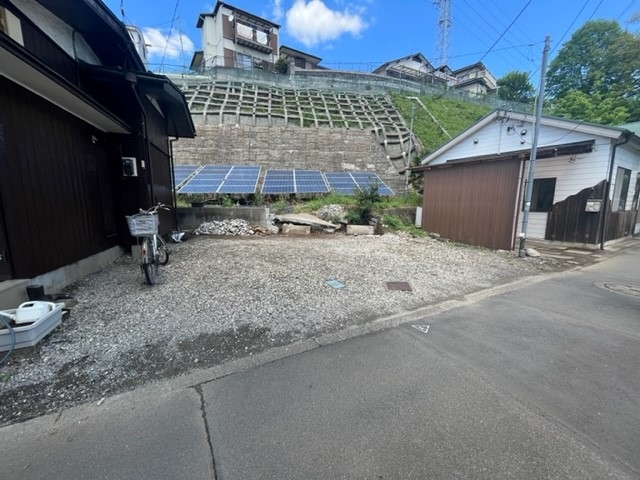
235 52 252 69
528 178 556 212
294 56 306 69
612 167 631 211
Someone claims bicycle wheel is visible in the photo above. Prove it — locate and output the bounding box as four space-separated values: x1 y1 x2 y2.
141 237 157 285
157 235 170 265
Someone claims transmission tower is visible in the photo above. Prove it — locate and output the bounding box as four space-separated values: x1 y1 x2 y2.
433 0 451 67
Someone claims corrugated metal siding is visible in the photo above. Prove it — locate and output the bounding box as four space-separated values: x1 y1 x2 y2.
422 158 522 250
0 77 119 278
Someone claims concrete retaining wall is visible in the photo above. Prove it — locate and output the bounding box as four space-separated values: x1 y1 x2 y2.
177 206 269 230
172 125 404 193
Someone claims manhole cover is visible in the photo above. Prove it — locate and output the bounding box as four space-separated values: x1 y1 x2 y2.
599 283 640 298
387 281 412 292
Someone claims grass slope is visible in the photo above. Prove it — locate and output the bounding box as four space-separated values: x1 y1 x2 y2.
391 94 491 159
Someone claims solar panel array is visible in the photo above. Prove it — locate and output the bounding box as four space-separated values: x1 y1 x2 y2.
173 165 199 189
261 169 329 194
324 171 394 196
173 165 394 196
177 165 260 194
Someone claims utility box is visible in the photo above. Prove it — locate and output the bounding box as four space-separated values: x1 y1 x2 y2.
122 157 138 177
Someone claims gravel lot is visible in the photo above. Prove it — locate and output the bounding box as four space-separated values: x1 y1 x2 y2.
0 231 565 426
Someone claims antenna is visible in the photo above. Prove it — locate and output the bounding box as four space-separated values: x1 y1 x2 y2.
433 0 451 67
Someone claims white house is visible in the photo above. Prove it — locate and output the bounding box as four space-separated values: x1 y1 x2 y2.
414 110 640 250
190 1 279 72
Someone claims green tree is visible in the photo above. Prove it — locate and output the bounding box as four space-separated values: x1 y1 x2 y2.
546 20 640 124
275 57 289 75
497 71 535 104
551 89 629 125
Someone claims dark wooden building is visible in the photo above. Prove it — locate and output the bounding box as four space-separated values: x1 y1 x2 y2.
0 0 195 287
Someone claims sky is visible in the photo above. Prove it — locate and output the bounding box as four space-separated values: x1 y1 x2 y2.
103 0 639 85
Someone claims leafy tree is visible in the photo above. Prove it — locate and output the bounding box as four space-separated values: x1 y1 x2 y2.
551 89 629 125
497 71 535 104
546 20 640 124
275 57 289 75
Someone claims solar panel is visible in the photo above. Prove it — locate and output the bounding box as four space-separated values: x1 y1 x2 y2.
325 172 359 195
261 169 295 194
173 165 199 188
217 165 261 194
295 170 329 193
324 172 394 196
178 165 232 194
351 172 395 196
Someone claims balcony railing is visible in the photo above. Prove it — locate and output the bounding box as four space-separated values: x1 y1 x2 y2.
234 20 272 53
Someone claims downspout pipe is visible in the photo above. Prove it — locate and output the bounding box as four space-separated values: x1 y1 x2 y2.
599 131 632 250
126 73 153 208
169 138 179 232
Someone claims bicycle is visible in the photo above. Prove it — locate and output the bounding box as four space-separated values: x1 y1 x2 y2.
126 203 170 285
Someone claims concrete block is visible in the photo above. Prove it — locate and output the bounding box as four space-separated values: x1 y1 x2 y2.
281 224 311 235
346 225 375 235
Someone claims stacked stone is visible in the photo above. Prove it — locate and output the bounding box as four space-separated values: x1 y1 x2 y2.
193 220 257 236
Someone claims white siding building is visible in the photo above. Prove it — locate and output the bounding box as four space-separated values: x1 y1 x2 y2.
417 110 640 249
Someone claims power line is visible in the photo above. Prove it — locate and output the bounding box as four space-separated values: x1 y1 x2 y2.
616 0 638 21
585 0 605 22
451 3 528 72
479 0 534 63
160 0 180 69
549 0 591 56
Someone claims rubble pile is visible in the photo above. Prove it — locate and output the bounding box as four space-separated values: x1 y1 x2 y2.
193 219 268 236
314 204 347 223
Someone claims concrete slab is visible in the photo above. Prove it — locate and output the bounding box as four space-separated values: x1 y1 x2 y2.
1 388 214 480
565 248 595 255
281 223 311 235
346 224 374 235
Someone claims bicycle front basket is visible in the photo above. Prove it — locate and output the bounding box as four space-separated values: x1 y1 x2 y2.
126 214 159 237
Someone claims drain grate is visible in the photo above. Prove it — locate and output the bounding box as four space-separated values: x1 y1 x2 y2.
387 281 412 292
600 283 640 298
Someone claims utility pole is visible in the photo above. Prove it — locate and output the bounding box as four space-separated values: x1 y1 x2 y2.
519 35 551 258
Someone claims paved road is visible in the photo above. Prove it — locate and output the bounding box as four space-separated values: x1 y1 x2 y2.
203 243 640 479
1 241 638 479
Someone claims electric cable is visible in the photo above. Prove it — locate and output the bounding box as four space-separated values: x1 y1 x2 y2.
160 0 181 70
479 0 534 63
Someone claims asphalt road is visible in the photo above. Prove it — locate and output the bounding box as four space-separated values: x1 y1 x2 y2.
203 243 640 479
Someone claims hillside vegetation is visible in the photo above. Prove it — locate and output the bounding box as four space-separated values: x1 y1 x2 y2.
391 94 491 160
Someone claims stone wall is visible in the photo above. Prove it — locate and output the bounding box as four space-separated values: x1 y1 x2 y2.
172 124 405 193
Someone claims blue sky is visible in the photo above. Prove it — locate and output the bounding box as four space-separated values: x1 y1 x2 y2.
103 0 638 84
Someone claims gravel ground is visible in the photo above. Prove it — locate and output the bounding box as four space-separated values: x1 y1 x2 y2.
0 231 566 426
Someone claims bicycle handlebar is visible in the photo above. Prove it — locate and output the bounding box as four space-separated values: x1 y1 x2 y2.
138 203 171 215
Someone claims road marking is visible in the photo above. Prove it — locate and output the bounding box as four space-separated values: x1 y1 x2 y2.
411 324 430 334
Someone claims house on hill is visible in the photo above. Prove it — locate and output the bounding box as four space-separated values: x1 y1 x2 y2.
414 110 640 250
372 53 445 85
279 45 323 71
190 1 280 72
451 62 497 96
373 54 496 95
0 0 195 302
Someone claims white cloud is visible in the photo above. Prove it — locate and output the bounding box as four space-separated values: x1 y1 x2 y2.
285 0 368 47
142 27 195 63
271 0 284 22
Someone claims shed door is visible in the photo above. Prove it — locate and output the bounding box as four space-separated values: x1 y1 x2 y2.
422 158 523 250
